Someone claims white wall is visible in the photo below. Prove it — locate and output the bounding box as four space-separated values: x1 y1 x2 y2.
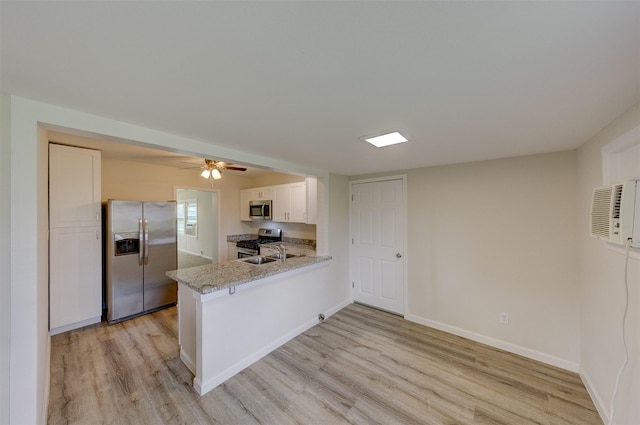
0 93 12 425
577 102 640 424
101 157 250 202
4 96 52 425
327 173 350 292
248 172 306 187
3 95 342 425
353 151 581 370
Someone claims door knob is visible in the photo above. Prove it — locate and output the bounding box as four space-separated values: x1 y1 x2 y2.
396 253 402 258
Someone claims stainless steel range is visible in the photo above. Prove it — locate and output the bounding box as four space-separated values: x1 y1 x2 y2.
236 228 282 258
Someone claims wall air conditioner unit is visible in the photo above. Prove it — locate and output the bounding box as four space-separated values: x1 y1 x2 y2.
590 180 638 246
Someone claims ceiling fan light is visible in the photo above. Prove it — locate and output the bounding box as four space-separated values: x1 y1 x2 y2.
211 169 222 180
201 169 211 179
362 130 408 148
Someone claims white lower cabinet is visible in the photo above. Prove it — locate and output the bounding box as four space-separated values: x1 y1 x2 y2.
49 227 102 334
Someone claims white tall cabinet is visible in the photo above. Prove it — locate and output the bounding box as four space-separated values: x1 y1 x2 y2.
49 144 102 335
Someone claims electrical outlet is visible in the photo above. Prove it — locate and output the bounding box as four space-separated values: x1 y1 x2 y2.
499 312 509 324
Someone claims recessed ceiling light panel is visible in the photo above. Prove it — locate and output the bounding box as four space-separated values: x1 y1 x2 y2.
362 130 409 148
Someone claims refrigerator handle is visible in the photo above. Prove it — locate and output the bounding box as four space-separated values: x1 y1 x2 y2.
143 218 150 265
138 219 144 266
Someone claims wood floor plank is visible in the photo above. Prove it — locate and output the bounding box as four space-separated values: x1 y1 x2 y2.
48 303 602 425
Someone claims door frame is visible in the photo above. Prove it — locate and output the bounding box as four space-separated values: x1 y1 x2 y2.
349 175 408 316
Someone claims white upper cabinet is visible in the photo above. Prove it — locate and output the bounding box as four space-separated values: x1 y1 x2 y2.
273 182 307 223
272 186 289 222
240 177 317 224
49 144 101 228
305 177 318 225
239 190 253 221
253 188 273 200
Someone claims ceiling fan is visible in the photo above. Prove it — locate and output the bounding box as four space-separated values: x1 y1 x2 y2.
190 159 247 185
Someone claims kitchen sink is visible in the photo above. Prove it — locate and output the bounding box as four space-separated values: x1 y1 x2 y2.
238 256 277 265
266 253 299 260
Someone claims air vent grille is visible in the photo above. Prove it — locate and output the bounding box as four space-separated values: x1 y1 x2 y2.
591 186 613 238
612 184 623 219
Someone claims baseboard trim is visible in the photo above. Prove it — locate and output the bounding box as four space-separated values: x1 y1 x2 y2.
180 349 196 375
324 299 352 317
405 314 579 373
196 298 351 395
178 249 212 260
41 335 51 425
49 316 101 336
580 368 608 424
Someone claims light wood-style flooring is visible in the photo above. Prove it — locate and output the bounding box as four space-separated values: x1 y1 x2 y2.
178 250 212 269
48 303 602 424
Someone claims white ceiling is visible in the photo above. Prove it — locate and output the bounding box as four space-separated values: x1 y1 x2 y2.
2 1 639 176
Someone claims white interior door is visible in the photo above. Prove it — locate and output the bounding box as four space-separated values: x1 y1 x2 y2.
351 178 405 315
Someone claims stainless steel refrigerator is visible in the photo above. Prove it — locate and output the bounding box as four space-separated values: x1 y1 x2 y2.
106 200 177 324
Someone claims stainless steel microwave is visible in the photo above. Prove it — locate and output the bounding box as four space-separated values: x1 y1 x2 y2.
249 200 272 220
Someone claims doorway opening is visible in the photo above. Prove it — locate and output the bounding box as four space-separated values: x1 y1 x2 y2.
176 188 219 268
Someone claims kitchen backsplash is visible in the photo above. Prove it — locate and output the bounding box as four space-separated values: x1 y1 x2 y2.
227 234 316 249
282 237 316 248
226 234 257 243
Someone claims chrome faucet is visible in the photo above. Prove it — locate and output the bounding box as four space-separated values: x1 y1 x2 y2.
274 244 286 262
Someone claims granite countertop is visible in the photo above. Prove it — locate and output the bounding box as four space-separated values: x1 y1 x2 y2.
167 252 331 295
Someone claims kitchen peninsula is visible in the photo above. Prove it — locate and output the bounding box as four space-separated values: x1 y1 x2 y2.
167 249 332 396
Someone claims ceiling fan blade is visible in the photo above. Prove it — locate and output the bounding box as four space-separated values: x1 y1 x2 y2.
224 166 247 171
